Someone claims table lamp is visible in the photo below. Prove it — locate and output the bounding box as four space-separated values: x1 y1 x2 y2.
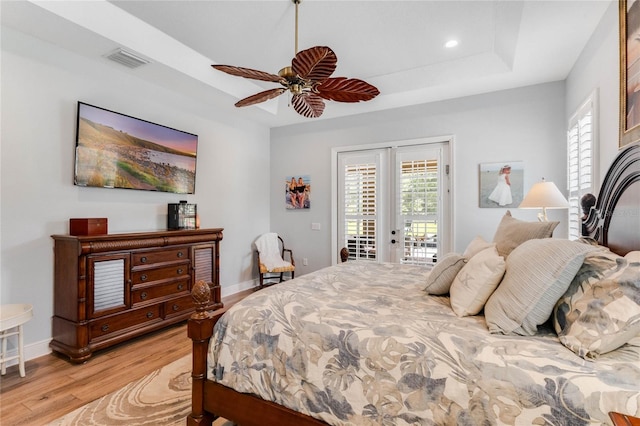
519 178 569 221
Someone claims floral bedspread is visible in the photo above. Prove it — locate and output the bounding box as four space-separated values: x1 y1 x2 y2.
208 262 640 425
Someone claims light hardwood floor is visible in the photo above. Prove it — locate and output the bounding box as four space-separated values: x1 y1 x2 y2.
0 289 253 426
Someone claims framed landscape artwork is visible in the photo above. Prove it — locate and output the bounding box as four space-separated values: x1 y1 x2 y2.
479 161 524 208
620 0 640 148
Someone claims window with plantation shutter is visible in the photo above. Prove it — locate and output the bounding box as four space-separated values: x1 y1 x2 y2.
340 152 381 261
567 92 597 240
397 151 440 265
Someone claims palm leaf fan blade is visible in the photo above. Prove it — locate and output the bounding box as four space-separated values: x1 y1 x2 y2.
211 65 283 83
315 77 380 103
291 93 325 118
291 46 337 81
235 88 286 107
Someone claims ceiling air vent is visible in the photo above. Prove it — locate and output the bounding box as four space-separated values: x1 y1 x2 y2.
105 48 150 69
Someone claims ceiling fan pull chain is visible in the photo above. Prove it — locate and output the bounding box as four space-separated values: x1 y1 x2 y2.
294 0 299 55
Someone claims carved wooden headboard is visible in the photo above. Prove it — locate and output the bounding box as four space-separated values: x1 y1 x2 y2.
583 142 640 256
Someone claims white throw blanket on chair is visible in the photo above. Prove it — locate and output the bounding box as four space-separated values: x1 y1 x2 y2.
255 233 292 271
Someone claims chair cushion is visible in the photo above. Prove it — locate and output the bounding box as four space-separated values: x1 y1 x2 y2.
259 263 295 274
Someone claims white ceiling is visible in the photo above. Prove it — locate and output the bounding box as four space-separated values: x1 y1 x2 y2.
1 0 611 128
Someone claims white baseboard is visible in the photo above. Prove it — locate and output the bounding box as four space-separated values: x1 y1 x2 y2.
4 338 52 365
221 279 257 298
12 281 257 365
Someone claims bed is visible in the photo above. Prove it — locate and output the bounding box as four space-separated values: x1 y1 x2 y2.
187 142 640 426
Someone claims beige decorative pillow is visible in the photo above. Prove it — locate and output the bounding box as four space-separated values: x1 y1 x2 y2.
492 210 559 258
450 246 506 317
554 251 640 359
484 239 598 336
424 253 467 295
462 235 494 259
625 251 640 263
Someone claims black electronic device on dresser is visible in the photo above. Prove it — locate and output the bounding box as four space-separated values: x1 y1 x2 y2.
50 228 223 363
168 201 197 230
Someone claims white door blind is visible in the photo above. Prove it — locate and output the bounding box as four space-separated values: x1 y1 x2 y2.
343 161 378 261
93 259 125 311
399 158 439 265
567 93 596 240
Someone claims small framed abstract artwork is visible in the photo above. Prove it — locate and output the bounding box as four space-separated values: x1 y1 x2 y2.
479 162 524 208
285 175 310 209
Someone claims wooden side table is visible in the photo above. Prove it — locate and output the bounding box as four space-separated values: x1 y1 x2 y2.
609 412 640 426
0 304 33 377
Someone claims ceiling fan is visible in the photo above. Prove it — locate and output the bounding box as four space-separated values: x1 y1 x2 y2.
211 0 379 118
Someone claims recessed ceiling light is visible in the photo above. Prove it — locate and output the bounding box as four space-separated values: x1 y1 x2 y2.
445 40 459 48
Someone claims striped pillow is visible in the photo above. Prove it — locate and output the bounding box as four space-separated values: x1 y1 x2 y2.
485 239 599 335
424 253 466 295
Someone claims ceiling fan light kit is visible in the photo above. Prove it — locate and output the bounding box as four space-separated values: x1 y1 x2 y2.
211 0 379 118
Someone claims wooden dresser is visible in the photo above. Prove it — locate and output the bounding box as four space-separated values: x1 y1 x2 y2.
50 228 223 363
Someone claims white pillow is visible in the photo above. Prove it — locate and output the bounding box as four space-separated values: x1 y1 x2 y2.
450 246 506 317
462 235 494 259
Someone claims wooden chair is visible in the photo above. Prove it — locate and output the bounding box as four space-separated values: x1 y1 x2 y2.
255 233 295 289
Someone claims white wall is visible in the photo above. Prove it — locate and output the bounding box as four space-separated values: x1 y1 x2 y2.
566 0 620 180
270 81 568 275
1 28 271 358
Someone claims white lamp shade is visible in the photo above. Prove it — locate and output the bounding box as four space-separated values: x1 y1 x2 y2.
519 180 569 209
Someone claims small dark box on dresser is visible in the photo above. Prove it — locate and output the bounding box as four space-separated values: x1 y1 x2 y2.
168 202 197 230
69 218 108 236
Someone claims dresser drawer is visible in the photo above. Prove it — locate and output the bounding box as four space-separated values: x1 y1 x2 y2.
90 305 161 339
132 247 189 266
163 294 195 318
131 263 190 285
132 280 190 305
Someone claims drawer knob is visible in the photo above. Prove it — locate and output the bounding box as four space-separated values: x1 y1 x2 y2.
140 256 147 263
101 324 109 332
172 304 180 311
140 274 148 281
177 283 184 291
177 251 184 258
146 311 154 319
140 292 148 300
177 268 183 274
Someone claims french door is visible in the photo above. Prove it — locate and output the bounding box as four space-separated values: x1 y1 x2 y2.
335 140 450 265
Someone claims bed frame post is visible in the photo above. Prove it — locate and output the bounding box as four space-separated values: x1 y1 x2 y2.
187 280 218 426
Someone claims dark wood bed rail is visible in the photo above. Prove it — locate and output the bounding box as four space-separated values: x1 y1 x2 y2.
187 280 227 426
